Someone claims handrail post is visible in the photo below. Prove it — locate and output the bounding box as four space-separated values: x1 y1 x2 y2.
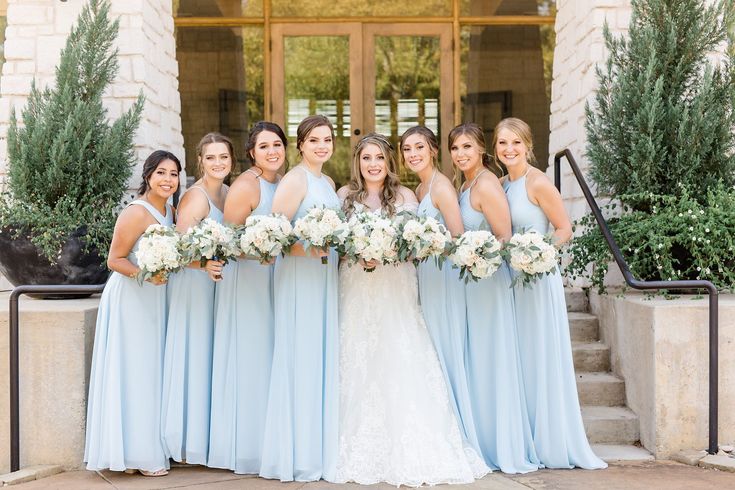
7 284 106 472
554 149 719 455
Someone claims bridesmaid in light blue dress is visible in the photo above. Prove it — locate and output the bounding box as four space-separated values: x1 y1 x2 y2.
161 133 233 465
496 118 606 470
259 115 340 482
85 151 181 476
208 122 286 474
400 126 480 453
450 123 539 474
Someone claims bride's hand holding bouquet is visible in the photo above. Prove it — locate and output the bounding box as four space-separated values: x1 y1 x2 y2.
342 210 399 271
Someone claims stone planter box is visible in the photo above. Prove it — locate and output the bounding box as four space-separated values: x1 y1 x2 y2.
590 291 735 458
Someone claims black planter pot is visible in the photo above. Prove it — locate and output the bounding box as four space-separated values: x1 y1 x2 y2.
0 226 110 299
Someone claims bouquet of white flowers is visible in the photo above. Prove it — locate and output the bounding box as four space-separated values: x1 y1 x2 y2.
135 224 183 284
396 213 452 266
239 213 295 262
342 211 399 270
178 218 241 268
293 206 350 263
505 230 558 287
449 230 503 283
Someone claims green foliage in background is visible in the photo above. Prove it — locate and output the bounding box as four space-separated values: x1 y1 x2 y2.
0 0 144 262
570 0 735 292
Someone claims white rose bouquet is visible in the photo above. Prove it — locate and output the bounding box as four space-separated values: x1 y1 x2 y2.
293 206 350 264
505 230 559 287
342 211 399 270
396 213 452 266
239 213 295 262
449 230 503 283
178 218 241 268
134 224 183 284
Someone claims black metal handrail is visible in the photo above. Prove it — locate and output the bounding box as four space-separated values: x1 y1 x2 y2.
554 149 719 455
8 284 106 473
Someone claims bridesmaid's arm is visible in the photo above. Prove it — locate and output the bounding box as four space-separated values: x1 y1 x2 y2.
271 170 325 258
475 175 512 242
432 180 465 237
224 172 259 225
107 205 165 284
528 174 573 245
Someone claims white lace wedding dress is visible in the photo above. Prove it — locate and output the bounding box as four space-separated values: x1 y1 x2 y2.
333 203 489 486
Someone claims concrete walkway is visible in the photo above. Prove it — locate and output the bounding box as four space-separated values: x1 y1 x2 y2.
8 461 735 489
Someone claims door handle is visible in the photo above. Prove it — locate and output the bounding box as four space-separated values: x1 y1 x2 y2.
353 128 361 136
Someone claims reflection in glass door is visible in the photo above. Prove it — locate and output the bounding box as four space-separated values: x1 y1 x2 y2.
271 24 362 187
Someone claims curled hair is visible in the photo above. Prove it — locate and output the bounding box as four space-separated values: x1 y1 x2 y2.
196 132 235 176
296 114 334 156
343 133 403 217
244 121 288 170
137 150 182 200
492 117 537 167
398 125 439 169
448 123 503 177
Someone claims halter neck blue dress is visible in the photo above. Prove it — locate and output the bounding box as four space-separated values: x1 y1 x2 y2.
459 172 539 473
161 186 223 465
503 173 606 470
259 166 340 482
416 171 480 454
208 174 278 474
85 200 173 473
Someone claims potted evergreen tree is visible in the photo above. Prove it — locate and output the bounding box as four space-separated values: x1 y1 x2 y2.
567 0 735 292
0 0 144 289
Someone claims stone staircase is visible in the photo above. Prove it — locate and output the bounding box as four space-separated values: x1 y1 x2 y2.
566 289 653 462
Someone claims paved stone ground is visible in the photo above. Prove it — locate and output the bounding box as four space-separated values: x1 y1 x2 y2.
8 461 735 489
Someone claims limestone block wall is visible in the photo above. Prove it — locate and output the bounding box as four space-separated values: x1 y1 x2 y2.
548 0 632 223
591 292 735 457
0 0 185 194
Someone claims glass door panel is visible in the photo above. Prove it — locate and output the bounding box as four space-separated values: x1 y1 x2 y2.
271 24 362 188
363 24 454 179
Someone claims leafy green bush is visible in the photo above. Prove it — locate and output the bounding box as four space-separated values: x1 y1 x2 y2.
0 0 143 262
572 0 735 292
567 185 735 292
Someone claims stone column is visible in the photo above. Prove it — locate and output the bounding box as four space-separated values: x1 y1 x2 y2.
0 0 185 195
0 0 184 290
547 0 632 223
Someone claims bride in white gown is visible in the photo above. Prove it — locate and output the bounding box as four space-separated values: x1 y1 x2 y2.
333 133 489 486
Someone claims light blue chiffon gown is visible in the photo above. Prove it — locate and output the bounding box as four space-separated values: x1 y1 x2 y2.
259 166 340 482
161 187 222 464
459 173 539 474
84 200 173 472
416 171 480 453
208 175 277 473
503 173 607 470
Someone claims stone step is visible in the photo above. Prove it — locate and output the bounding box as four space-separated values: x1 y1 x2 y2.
591 444 653 462
576 372 626 406
565 288 589 313
568 312 599 342
572 341 611 372
582 406 640 444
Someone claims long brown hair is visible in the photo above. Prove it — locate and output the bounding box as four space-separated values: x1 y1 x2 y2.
398 125 440 170
448 123 503 177
343 133 402 217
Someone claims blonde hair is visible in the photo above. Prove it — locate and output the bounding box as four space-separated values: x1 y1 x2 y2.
342 133 402 217
492 117 537 167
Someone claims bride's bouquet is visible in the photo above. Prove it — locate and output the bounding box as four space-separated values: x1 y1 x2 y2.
505 230 558 287
178 218 241 268
342 211 399 270
449 230 503 283
239 213 295 263
396 213 452 266
135 224 183 284
293 206 350 263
